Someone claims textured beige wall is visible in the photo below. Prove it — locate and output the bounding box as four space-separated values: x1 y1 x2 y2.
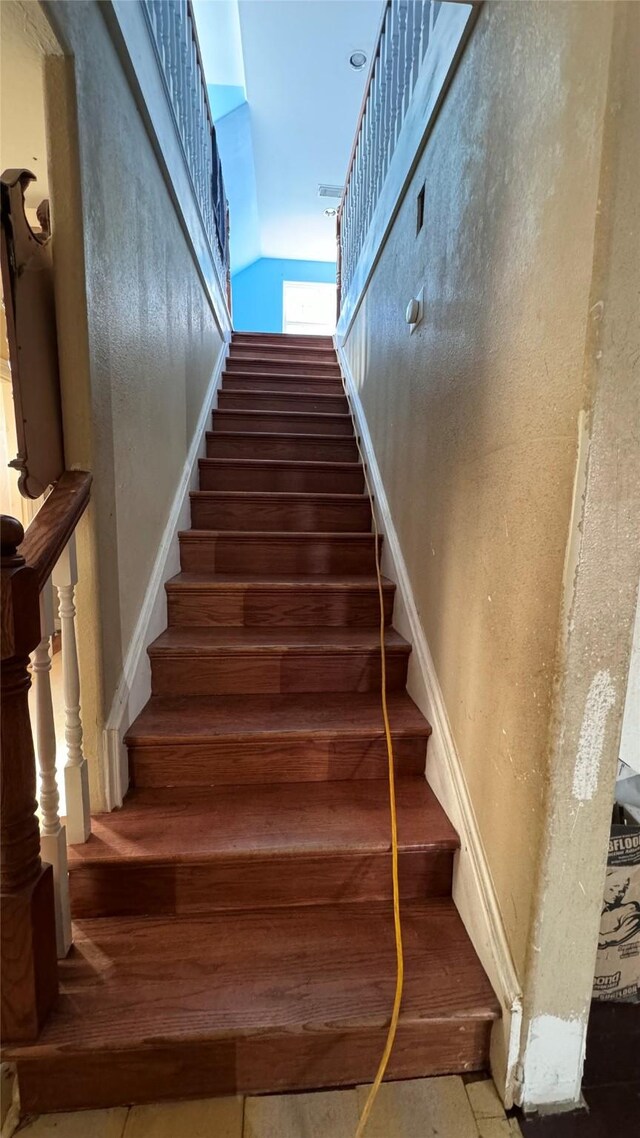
343 0 619 977
44 1 225 801
518 1 640 1106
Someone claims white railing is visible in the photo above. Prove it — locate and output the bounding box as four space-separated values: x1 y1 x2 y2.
142 0 229 294
32 582 72 958
338 1 477 322
30 531 91 958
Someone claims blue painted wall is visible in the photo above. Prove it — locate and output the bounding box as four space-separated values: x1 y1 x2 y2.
232 258 336 332
207 83 246 121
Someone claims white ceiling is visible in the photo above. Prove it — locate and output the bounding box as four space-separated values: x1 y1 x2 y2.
194 0 383 269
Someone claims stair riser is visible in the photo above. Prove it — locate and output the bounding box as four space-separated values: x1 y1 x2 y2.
229 348 338 365
212 411 353 436
218 391 348 414
206 434 359 462
166 587 392 627
69 850 453 919
15 1020 493 1112
222 374 344 394
190 496 371 532
128 736 427 788
149 651 409 695
198 462 364 494
226 358 341 377
179 535 381 574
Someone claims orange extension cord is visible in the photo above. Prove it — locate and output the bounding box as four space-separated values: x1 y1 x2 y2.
353 423 404 1138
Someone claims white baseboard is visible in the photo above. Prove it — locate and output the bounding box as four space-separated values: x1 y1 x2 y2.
335 341 523 1106
102 337 230 809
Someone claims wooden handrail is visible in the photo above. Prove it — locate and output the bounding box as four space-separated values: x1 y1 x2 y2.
18 471 92 594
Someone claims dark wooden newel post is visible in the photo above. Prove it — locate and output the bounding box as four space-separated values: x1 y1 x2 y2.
1 515 58 1041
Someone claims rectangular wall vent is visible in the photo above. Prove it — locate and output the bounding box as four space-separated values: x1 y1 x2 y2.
318 184 344 199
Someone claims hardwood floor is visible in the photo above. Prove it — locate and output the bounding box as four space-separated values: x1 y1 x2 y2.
5 332 499 1110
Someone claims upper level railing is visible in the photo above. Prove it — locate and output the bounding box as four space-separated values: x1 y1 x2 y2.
337 1 478 327
141 0 229 295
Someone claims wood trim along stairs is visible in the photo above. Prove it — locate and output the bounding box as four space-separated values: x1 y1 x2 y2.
4 333 499 1112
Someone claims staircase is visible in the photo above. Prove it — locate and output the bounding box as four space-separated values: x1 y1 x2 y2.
7 333 498 1113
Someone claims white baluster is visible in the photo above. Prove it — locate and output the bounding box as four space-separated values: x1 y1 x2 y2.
52 534 91 845
32 581 72 957
360 106 370 236
377 19 390 192
421 0 432 60
367 67 376 227
395 2 408 144
383 6 396 177
411 0 423 92
402 1 414 117
168 3 181 114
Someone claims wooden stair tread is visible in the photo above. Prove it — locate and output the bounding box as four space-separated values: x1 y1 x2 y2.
179 529 378 540
228 352 336 362
213 409 351 423
227 353 339 364
206 430 359 443
199 457 361 470
165 571 393 590
6 901 499 1056
233 332 334 344
190 490 368 502
223 375 343 389
148 626 409 655
222 376 345 394
68 781 458 863
125 690 430 745
219 387 344 399
230 348 336 357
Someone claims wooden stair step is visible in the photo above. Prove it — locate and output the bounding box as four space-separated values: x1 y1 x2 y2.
165 571 393 626
198 457 364 494
126 690 431 787
218 389 348 414
230 340 337 358
7 900 499 1112
148 626 411 695
228 352 339 370
67 780 458 917
179 530 382 574
222 372 344 394
211 409 353 436
206 431 359 462
226 356 341 377
223 368 344 389
233 332 334 349
190 490 371 532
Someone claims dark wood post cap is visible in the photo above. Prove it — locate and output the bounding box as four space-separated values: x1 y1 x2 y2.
1 515 25 566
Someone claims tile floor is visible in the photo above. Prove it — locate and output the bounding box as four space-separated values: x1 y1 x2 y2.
11 1077 522 1138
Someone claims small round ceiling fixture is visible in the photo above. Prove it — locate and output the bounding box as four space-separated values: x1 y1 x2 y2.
324 207 338 218
349 50 367 71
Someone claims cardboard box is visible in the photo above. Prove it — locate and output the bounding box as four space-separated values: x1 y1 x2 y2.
593 826 640 1003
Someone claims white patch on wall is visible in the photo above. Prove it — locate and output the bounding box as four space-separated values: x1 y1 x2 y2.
521 1014 586 1109
572 670 617 802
